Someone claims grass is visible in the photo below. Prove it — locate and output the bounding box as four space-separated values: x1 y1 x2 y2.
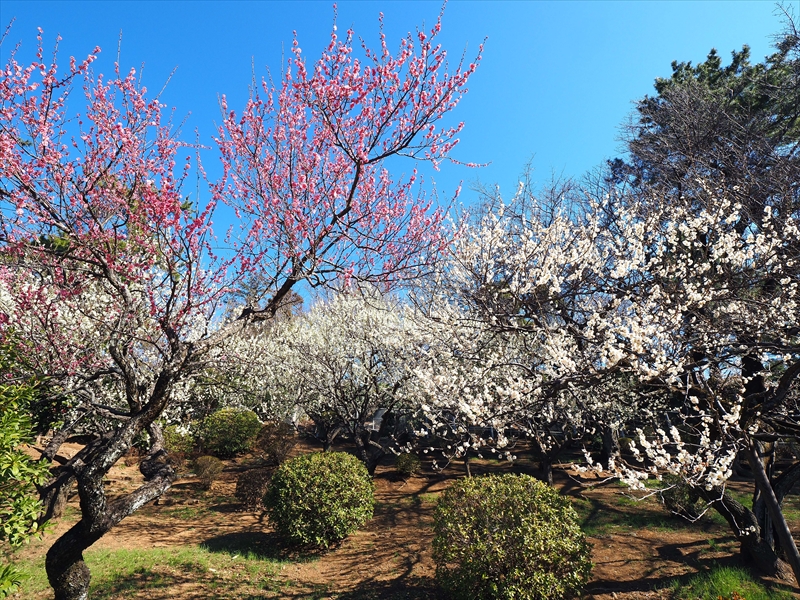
570 493 708 536
779 494 800 524
10 545 285 599
670 565 795 600
613 493 642 508
416 493 439 504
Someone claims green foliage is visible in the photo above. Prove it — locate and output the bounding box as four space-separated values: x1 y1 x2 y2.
254 421 297 467
0 563 24 598
197 408 261 458
8 545 284 600
610 26 800 217
163 425 195 455
433 474 592 600
395 452 421 478
0 343 50 548
265 452 374 549
618 437 634 454
652 41 800 143
671 565 794 600
658 474 702 520
131 429 151 452
192 456 224 490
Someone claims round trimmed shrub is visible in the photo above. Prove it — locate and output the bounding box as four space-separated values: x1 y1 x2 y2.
395 452 421 478
164 424 195 455
433 474 592 600
659 473 702 520
265 452 374 549
193 455 223 490
197 408 261 458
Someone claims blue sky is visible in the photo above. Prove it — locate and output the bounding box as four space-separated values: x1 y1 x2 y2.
1 0 791 214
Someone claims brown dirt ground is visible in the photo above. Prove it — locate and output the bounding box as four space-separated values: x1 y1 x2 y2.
9 439 800 599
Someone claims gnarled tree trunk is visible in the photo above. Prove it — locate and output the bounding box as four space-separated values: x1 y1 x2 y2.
700 484 794 581
354 429 385 476
747 441 800 585
43 411 177 600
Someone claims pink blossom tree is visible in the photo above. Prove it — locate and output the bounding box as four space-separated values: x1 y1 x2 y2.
216 12 480 304
0 14 479 600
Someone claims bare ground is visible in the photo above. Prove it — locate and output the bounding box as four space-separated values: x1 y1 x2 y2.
8 440 800 599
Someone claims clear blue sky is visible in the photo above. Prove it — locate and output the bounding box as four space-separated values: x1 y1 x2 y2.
1 0 792 214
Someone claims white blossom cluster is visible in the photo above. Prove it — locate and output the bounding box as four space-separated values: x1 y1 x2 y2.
3 173 797 494
411 181 799 489
0 260 225 425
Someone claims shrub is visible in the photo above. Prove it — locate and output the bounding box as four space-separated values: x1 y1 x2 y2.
265 451 374 549
255 421 297 467
659 474 702 520
618 436 635 454
193 455 224 490
395 452 421 478
235 467 274 511
164 424 195 455
0 563 23 598
197 408 261 458
433 474 592 600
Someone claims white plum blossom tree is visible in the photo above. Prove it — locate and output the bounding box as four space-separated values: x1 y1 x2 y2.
411 182 654 479
416 173 800 581
262 288 425 474
603 186 800 582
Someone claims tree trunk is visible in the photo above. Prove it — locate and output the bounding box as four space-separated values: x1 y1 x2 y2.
733 450 752 478
38 470 76 525
36 413 90 524
700 485 794 581
599 425 620 469
758 457 800 559
463 454 472 477
46 522 98 600
747 442 800 585
353 430 383 476
541 438 569 486
541 458 553 486
322 425 342 451
43 420 177 600
774 460 800 505
752 441 776 553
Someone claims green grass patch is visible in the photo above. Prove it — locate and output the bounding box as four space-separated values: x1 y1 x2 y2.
416 493 439 504
725 488 753 509
613 493 642 508
160 505 209 519
570 494 717 536
10 545 285 599
779 494 800 524
670 565 794 600
642 477 665 489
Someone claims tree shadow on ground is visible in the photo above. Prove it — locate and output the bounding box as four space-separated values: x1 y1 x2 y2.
586 543 799 597
570 486 731 537
89 570 200 600
201 530 321 561
208 502 243 514
332 577 440 600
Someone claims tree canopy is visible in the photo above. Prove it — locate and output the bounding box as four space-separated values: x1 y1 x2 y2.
608 23 800 225
0 12 480 600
